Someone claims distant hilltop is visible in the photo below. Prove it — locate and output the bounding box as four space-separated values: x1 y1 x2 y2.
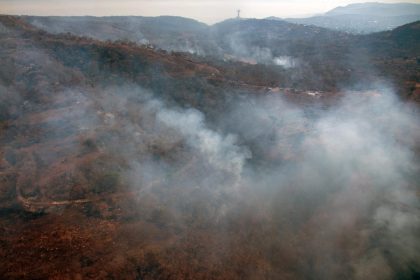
326 2 420 17
274 2 420 34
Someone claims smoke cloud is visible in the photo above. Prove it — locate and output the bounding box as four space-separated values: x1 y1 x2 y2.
3 61 419 278
116 84 419 279
91 85 420 280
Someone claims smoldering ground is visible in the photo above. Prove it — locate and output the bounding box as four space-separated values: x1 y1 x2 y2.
221 88 420 279
0 36 418 276
54 83 419 279
2 58 419 277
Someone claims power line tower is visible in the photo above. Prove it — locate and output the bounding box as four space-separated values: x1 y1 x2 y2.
237 9 241 19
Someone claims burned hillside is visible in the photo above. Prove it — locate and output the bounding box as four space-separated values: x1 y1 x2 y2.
0 15 419 280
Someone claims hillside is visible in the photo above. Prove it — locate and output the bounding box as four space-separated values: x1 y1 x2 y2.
209 18 419 96
23 15 210 54
0 14 419 279
16 16 420 95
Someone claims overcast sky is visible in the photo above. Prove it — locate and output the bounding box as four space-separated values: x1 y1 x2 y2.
0 0 419 23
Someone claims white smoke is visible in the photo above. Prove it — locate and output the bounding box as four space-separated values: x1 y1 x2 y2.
156 105 251 182
273 56 296 68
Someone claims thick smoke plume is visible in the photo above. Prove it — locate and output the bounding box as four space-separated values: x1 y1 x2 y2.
89 83 420 279
82 83 420 279
156 106 250 181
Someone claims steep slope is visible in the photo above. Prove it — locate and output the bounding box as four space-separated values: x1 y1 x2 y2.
23 15 210 54
0 15 419 280
0 16 230 278
0 16 339 279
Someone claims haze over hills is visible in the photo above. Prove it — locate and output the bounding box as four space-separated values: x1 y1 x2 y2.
19 15 420 94
280 2 420 33
326 2 420 16
0 6 419 280
24 15 209 54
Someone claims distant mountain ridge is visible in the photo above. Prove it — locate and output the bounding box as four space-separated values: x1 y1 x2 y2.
326 2 420 16
280 2 420 33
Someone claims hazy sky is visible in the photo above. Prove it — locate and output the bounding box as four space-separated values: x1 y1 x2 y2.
0 0 419 23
